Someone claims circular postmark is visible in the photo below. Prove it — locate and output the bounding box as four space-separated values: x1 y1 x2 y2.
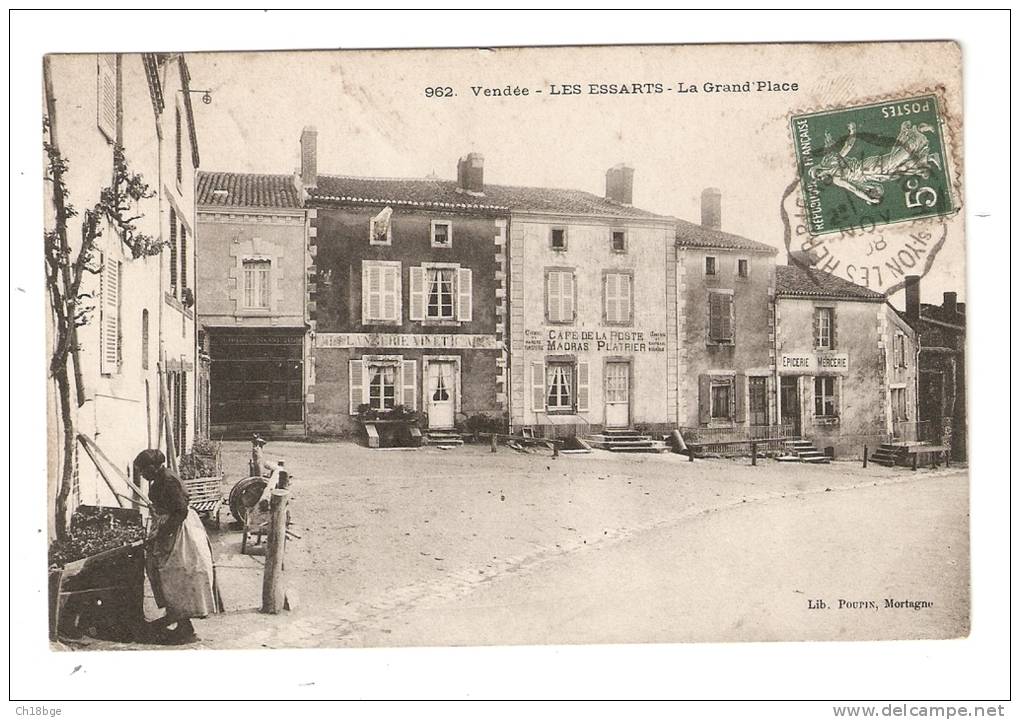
783 90 962 296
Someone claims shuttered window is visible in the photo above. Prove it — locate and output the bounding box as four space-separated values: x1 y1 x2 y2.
362 261 401 324
699 374 740 424
350 357 415 413
96 54 117 141
546 270 575 323
708 292 734 343
349 360 364 414
180 224 188 292
169 207 178 297
604 272 632 324
546 363 573 411
402 360 417 409
175 104 183 185
100 254 121 374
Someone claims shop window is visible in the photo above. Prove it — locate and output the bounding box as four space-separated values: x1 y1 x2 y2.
737 258 749 278
815 307 834 350
431 220 452 248
550 227 567 251
705 256 717 275
545 269 576 324
603 271 633 324
814 376 838 418
362 260 402 324
611 229 628 253
708 291 734 343
242 259 271 309
410 264 472 322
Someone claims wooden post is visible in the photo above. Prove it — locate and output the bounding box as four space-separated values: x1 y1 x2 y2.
863 446 868 468
261 489 290 614
751 441 757 466
490 433 497 453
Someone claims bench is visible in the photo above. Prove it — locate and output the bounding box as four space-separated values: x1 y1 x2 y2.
903 445 951 471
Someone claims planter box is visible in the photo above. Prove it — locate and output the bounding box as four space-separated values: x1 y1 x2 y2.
358 419 423 449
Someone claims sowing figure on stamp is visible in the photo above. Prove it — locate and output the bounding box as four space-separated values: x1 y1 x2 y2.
810 121 942 205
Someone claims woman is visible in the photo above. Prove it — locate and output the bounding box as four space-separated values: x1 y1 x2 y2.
134 449 219 644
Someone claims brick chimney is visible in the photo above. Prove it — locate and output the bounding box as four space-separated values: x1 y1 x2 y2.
456 153 484 195
905 275 921 321
605 164 634 205
300 126 317 188
701 187 722 230
942 291 958 319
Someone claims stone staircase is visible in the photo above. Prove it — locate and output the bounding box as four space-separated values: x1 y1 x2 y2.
424 430 464 447
868 443 905 467
584 428 669 454
777 438 830 464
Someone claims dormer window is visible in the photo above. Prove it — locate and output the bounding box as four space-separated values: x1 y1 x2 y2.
370 206 393 246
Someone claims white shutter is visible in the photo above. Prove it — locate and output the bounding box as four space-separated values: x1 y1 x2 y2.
619 274 632 323
562 271 575 321
531 362 545 413
362 262 382 322
547 272 561 322
457 268 473 322
349 360 364 414
576 362 590 412
409 266 426 321
383 265 399 321
96 55 117 141
402 360 417 409
100 254 120 374
605 273 618 323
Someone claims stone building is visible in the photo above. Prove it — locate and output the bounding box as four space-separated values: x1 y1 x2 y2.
195 170 312 439
45 53 200 528
774 264 919 458
674 189 780 446
901 275 966 460
305 146 509 440
506 165 677 440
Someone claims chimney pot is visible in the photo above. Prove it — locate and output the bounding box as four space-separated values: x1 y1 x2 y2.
605 163 634 205
300 126 317 188
456 152 484 195
905 275 921 321
943 291 958 319
701 187 722 230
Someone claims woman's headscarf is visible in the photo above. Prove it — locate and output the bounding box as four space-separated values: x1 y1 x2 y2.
133 448 167 472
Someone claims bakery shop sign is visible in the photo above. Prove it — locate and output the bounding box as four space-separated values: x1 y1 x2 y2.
780 352 849 374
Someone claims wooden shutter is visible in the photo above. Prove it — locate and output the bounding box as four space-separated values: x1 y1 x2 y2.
96 55 117 140
830 308 838 350
409 266 426 321
698 374 711 425
605 274 618 323
349 360 364 414
169 208 178 295
576 362 590 412
619 273 632 323
362 262 381 322
735 373 747 423
100 254 120 374
180 225 188 291
531 362 545 413
382 264 398 321
562 272 575 321
721 294 734 341
457 268 473 322
547 272 561 322
708 293 722 341
402 360 417 409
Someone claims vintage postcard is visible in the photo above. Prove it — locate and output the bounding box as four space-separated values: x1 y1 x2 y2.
41 41 967 653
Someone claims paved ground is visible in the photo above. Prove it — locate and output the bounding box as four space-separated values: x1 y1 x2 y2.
61 441 968 650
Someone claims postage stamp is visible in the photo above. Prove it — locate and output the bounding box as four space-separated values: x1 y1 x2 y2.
791 94 955 236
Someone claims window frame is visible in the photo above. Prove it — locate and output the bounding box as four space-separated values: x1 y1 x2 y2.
241 257 272 310
430 219 453 249
545 360 576 414
707 290 735 345
737 258 749 279
370 214 393 246
709 377 734 422
814 376 838 418
602 269 635 326
549 226 568 252
361 260 403 325
815 306 834 351
705 256 717 276
610 228 628 254
366 359 399 412
544 267 577 325
424 265 457 321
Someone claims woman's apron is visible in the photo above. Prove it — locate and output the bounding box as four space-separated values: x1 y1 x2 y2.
147 508 219 619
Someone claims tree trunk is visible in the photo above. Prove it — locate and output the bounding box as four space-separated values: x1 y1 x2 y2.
53 362 75 540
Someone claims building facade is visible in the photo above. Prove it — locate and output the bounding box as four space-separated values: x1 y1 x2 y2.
775 265 919 458
507 165 677 436
45 53 200 530
305 149 509 439
675 189 779 444
195 170 311 439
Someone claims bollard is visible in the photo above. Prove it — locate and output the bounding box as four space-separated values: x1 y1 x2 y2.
490 433 498 453
552 442 559 458
751 441 757 466
688 447 694 462
863 446 868 468
261 489 290 614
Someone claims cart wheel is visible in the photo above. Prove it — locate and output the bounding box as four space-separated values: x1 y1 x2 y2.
229 476 268 524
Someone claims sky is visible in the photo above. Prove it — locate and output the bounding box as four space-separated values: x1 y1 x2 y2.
186 44 966 306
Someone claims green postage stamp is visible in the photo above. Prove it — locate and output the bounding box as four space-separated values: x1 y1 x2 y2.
791 94 955 236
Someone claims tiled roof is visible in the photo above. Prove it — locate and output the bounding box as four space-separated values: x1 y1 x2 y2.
674 218 778 254
307 174 671 220
196 172 301 209
775 265 885 302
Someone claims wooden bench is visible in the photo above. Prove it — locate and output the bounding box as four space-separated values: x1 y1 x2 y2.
903 445 951 471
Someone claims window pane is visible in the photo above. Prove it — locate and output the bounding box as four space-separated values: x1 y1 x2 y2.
433 223 449 245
